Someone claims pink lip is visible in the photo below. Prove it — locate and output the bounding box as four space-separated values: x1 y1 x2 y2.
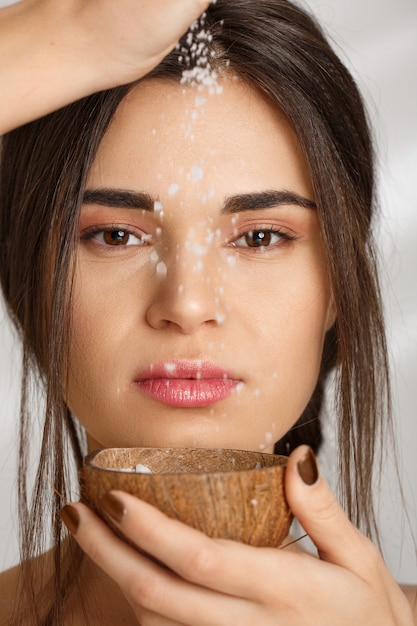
133 360 241 408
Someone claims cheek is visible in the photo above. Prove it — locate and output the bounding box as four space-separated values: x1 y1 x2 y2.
66 263 133 415
246 262 333 404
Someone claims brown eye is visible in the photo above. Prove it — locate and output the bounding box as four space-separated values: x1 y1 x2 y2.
244 230 272 247
103 229 130 245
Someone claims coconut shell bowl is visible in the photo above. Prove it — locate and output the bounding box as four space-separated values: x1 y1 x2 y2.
80 447 292 548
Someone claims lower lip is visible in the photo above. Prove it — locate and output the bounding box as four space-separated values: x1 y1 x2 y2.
135 378 238 407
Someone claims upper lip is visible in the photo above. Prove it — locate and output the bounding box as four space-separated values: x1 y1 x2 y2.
134 360 241 381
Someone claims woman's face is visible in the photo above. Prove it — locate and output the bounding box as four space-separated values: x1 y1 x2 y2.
68 78 335 454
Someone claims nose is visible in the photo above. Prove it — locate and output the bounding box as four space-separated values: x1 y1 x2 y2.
145 249 226 334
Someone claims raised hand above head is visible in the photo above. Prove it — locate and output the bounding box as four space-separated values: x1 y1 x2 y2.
0 0 211 133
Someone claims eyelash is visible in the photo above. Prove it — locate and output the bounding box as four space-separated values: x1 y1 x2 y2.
230 227 298 249
80 224 151 248
79 224 298 251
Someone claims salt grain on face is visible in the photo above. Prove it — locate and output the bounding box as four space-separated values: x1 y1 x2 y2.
150 250 159 264
156 261 167 277
168 183 180 196
191 165 204 183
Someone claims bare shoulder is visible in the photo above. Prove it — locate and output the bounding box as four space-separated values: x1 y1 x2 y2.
0 562 20 625
0 550 55 625
400 584 417 624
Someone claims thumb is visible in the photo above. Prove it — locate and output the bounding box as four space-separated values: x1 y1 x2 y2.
285 445 373 576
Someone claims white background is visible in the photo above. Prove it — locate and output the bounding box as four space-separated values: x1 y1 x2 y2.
0 0 416 582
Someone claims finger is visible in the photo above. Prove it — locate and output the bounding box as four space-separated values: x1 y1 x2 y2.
94 492 380 615
96 490 350 609
285 446 384 580
61 502 255 626
98 490 294 601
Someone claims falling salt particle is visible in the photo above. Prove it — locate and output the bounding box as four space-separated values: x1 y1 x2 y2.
177 10 222 95
215 312 225 324
227 256 236 267
195 96 207 107
135 463 152 474
259 443 266 451
191 165 204 183
178 284 184 294
156 227 162 237
250 499 258 506
255 462 262 469
156 261 167 277
154 200 164 213
168 183 180 196
235 382 244 394
265 432 273 443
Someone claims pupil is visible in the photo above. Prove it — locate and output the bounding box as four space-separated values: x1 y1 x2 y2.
246 230 271 247
104 230 128 245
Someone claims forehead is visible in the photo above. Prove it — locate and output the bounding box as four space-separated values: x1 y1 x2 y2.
87 78 314 202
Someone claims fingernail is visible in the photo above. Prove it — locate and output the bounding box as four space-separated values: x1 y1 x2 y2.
60 505 80 535
297 448 319 485
100 492 126 525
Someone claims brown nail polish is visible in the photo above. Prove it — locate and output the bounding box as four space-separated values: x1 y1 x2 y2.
60 505 80 535
297 448 319 485
100 492 126 524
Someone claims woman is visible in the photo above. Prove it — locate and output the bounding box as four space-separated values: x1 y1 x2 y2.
0 0 415 624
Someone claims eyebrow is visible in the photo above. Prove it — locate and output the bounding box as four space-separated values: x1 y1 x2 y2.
83 188 155 211
222 190 316 213
82 188 316 212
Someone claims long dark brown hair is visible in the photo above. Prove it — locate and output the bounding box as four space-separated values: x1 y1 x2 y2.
0 0 390 622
